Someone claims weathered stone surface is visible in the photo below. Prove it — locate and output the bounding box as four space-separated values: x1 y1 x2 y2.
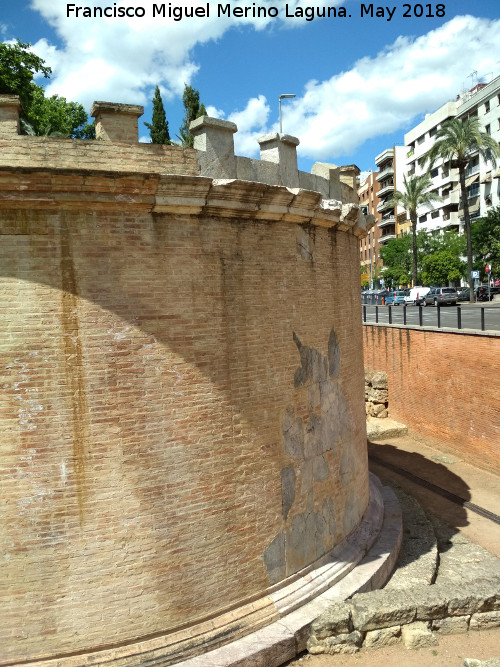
447 579 500 616
281 466 296 520
408 585 448 620
469 610 500 630
371 371 388 389
308 631 363 655
401 621 437 649
351 589 416 631
366 417 407 440
367 387 389 403
432 615 470 634
311 602 352 639
363 625 401 649
463 660 500 667
437 545 500 585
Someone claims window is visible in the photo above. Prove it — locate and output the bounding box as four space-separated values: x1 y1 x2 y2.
485 124 491 135
485 101 490 113
442 168 449 179
468 183 479 198
431 210 439 219
431 168 439 178
429 127 437 138
419 214 427 223
417 135 425 145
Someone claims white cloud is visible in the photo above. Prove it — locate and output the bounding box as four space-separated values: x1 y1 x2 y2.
230 15 500 160
28 0 336 108
286 15 500 160
24 5 500 164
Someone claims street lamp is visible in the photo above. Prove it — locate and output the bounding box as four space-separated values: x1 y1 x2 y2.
279 94 296 134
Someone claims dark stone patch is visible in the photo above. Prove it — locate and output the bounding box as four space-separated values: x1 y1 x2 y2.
328 329 341 378
263 532 286 585
281 466 296 520
313 455 330 482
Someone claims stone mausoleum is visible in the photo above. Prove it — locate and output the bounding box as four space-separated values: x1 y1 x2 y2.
0 97 398 666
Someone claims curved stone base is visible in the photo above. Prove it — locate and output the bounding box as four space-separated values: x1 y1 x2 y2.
22 475 401 667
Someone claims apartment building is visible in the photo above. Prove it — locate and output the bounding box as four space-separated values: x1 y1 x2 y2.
358 171 382 287
404 75 500 234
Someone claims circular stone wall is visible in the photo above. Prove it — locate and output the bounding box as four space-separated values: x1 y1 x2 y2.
0 173 371 665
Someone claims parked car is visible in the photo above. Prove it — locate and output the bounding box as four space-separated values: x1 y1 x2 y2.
457 287 471 302
423 287 458 306
384 291 395 305
405 286 430 305
392 290 408 305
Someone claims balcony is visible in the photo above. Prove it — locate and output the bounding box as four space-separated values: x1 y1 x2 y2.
379 231 396 244
442 189 460 208
378 215 396 229
377 198 394 213
375 147 394 165
376 165 394 182
377 182 394 198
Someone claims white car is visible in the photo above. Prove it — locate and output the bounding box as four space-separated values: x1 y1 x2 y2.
405 286 431 305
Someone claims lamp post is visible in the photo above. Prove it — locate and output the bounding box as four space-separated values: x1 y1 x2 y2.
279 94 296 134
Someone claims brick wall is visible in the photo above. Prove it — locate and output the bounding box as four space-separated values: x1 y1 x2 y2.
0 166 369 664
363 326 500 473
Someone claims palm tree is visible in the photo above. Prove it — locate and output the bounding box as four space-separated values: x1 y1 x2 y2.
391 173 441 287
427 117 500 302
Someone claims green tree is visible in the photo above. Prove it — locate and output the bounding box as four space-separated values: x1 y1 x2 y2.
470 205 500 281
144 85 171 144
427 117 500 301
390 173 441 287
0 40 51 110
177 84 206 147
421 248 465 286
22 84 93 138
379 235 413 288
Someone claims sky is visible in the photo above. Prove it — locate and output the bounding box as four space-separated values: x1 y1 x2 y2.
2 0 500 173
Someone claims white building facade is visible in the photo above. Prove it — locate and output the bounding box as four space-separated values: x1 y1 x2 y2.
403 75 500 235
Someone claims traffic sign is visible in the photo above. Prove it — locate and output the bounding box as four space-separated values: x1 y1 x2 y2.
485 264 491 273
471 270 479 279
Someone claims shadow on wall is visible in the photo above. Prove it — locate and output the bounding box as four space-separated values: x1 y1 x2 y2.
367 441 470 566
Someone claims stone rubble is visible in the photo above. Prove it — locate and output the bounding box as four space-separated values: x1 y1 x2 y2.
307 485 500 658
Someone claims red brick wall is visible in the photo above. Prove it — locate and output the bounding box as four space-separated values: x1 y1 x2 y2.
0 168 369 664
363 325 500 473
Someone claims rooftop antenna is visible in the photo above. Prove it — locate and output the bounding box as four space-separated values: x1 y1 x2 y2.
468 70 478 90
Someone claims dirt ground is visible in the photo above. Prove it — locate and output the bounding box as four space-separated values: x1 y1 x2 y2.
288 626 500 666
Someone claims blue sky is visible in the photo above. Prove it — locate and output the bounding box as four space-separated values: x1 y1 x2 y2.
2 1 499 173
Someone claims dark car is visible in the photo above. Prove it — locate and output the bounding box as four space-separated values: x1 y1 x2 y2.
457 288 471 302
423 287 458 306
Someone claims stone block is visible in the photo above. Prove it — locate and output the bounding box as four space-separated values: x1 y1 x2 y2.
469 610 500 630
311 602 352 639
408 585 447 620
363 625 401 649
308 631 363 655
401 621 438 649
367 387 389 403
351 589 416 631
432 615 470 634
447 579 500 616
371 371 388 389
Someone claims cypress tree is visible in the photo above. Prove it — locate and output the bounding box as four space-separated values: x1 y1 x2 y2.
177 85 206 147
144 85 171 144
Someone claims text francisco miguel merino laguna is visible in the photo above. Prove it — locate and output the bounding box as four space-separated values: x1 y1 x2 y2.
67 2 364 21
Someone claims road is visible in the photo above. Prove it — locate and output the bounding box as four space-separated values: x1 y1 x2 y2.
362 303 500 332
